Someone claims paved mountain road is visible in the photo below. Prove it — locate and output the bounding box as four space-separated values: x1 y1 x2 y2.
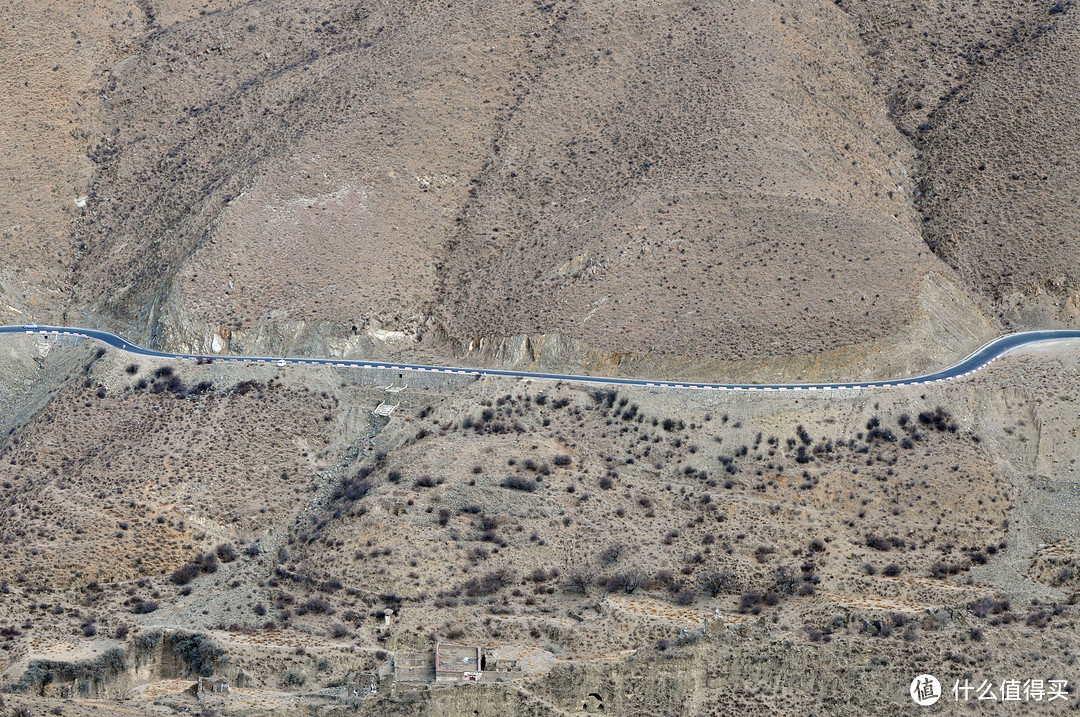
3 325 1080 392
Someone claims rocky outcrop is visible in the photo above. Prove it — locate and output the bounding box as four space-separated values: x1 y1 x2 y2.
2 631 222 699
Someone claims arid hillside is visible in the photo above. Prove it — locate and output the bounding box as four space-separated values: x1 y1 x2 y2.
0 350 341 589
0 0 248 323
0 334 1079 715
60 0 939 366
2 1 1079 374
4 4 1080 714
840 0 1080 326
0 1 1007 371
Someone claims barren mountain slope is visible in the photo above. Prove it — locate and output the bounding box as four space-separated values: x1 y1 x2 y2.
840 0 1080 322
6 0 1080 372
69 0 540 342
434 0 940 360
0 0 248 324
66 0 953 365
0 349 344 589
73 0 514 345
918 14 1080 311
0 0 140 321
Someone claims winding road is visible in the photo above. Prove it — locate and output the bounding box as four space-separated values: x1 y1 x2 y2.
3 325 1080 392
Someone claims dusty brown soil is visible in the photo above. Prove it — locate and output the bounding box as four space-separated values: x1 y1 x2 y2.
3 1 1080 713
0 0 130 321
0 0 249 324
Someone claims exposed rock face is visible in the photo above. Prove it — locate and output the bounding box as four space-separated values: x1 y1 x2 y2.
4 631 221 699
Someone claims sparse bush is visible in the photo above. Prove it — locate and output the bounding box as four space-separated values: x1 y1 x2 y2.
701 570 735 597
343 480 371 501
502 476 537 492
600 543 624 565
171 564 201 586
528 567 557 583
865 534 891 552
969 598 1010 618
674 589 696 606
298 598 333 615
565 570 595 594
216 544 238 563
863 619 892 638
772 566 800 595
199 553 219 574
1026 611 1049 629
653 570 680 593
754 545 775 563
132 600 158 614
883 563 902 577
1054 566 1077 586
738 590 766 614
606 570 645 594
463 570 511 597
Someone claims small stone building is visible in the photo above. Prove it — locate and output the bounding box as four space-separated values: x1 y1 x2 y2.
190 676 231 696
434 643 481 683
